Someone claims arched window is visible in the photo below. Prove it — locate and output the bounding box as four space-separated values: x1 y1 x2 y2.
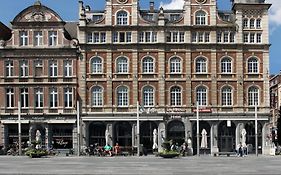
248 57 258 73
250 18 255 29
196 86 207 106
92 86 103 106
170 57 181 73
143 86 154 107
221 57 232 73
243 18 248 29
91 57 102 73
196 57 207 73
248 86 259 106
117 86 128 107
116 11 128 25
256 19 261 29
195 11 206 25
221 86 232 106
117 57 128 73
142 57 154 73
170 86 182 106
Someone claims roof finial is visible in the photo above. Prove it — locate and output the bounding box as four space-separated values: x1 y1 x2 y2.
34 0 41 6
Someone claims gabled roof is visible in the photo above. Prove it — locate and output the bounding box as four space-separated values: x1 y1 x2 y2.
11 1 64 24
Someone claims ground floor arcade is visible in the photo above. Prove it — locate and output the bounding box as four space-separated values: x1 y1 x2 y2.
0 114 273 155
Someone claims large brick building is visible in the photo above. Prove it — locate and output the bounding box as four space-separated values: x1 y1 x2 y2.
78 0 271 154
0 0 272 155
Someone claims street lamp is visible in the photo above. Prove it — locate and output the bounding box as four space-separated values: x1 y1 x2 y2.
18 101 22 156
196 102 200 157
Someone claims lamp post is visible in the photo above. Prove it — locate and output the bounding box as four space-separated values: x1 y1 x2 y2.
77 100 80 156
18 101 22 156
137 101 140 157
255 102 258 157
196 102 200 157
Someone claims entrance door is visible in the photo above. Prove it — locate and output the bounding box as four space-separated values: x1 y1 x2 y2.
167 120 185 145
140 121 157 153
114 122 132 147
89 122 106 147
218 121 236 152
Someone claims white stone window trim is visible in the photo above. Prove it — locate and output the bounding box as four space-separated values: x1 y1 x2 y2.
221 85 233 106
169 56 183 74
90 56 103 74
115 10 130 26
194 10 208 26
116 56 129 74
248 86 260 106
116 85 129 107
142 56 155 74
92 86 104 107
220 56 233 74
247 56 260 74
170 86 182 106
195 56 208 74
142 85 155 107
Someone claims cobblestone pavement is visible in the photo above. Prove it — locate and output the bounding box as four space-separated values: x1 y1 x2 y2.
0 155 280 175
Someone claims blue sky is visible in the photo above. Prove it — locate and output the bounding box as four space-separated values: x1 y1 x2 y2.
0 0 280 74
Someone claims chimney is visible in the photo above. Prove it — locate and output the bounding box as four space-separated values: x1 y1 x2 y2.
150 1 154 12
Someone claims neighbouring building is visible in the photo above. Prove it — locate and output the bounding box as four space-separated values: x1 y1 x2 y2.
270 73 281 145
0 1 79 151
78 0 271 155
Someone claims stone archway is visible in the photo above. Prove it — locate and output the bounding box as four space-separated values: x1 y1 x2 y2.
192 121 211 155
88 122 106 147
218 121 236 152
114 122 132 147
167 120 185 145
245 122 262 154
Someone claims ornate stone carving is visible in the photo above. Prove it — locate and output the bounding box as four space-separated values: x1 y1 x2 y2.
0 40 5 48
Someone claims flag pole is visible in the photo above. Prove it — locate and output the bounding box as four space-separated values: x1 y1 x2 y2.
197 102 200 157
18 101 22 156
137 101 140 156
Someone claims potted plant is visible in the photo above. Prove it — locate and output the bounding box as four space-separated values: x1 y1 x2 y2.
25 141 48 158
158 140 180 158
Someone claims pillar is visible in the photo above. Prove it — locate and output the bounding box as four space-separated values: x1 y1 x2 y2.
210 122 219 155
158 122 166 152
82 121 89 147
107 123 113 146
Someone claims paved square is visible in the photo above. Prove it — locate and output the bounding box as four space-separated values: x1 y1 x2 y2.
0 155 280 175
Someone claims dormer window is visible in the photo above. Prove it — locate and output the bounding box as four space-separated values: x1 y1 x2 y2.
170 14 180 21
143 14 153 21
19 31 28 46
92 15 103 22
195 11 206 25
116 11 128 25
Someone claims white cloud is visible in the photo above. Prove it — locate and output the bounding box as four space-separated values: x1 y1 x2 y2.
267 0 281 26
160 0 185 9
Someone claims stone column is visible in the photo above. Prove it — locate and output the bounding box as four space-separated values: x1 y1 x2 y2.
107 123 113 146
210 123 219 155
82 121 89 147
0 123 4 147
183 117 191 142
132 123 136 147
235 123 244 147
73 123 78 152
45 124 50 149
158 122 166 152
